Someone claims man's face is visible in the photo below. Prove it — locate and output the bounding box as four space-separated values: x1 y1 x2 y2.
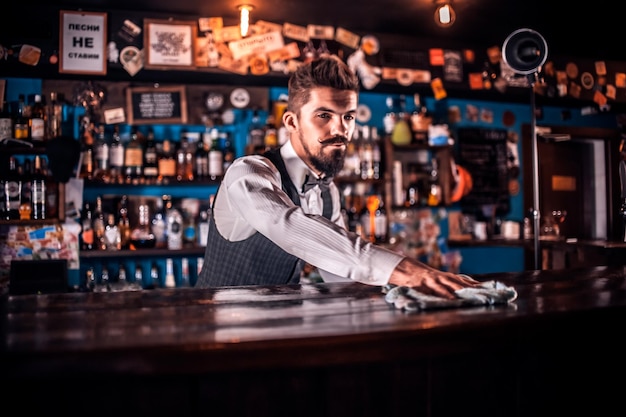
285 86 358 177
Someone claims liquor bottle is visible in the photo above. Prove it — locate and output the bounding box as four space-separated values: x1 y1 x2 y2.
157 139 177 183
180 258 191 287
427 158 442 206
12 94 29 140
129 201 156 249
104 213 121 251
92 196 107 250
93 124 110 182
196 204 210 247
143 129 159 182
263 115 278 150
4 156 22 220
152 195 169 249
359 125 374 180
131 264 144 291
80 201 95 250
97 265 111 292
221 132 236 173
124 127 144 183
150 261 160 289
0 100 12 141
246 110 265 155
45 91 63 139
371 127 381 180
166 200 184 250
195 130 210 179
182 209 197 247
108 125 125 184
208 129 223 180
175 135 194 182
79 121 94 180
29 94 46 142
165 258 176 288
19 159 32 221
117 194 131 250
84 267 96 292
31 155 46 220
111 263 128 292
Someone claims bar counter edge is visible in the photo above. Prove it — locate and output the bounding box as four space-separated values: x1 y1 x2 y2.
2 265 626 417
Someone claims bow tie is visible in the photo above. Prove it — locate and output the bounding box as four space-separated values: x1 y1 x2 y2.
302 174 333 193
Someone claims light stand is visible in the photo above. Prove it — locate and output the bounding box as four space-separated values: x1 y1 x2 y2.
502 28 548 270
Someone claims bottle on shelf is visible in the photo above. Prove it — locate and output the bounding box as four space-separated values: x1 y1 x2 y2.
117 194 131 250
93 124 110 182
31 155 46 220
29 94 46 142
180 258 191 287
108 125 125 184
152 195 169 249
124 127 144 184
80 201 95 250
371 127 381 180
92 196 107 251
12 94 29 141
0 100 12 142
129 201 156 249
196 202 211 247
149 261 160 289
176 135 194 182
221 132 236 173
104 212 121 251
111 263 129 292
79 120 95 180
45 91 63 140
157 139 177 183
165 258 176 288
264 115 278 150
96 265 111 292
166 200 184 250
246 110 266 155
359 125 374 180
4 156 22 220
427 158 442 206
143 128 159 182
84 266 96 292
195 129 210 179
208 129 224 180
130 264 144 291
183 209 197 247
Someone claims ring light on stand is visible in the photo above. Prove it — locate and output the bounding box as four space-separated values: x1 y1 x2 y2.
502 28 548 270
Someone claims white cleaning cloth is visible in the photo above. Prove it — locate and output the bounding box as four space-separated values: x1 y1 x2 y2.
382 279 517 313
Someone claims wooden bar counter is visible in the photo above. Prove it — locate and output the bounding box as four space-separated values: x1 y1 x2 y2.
2 266 626 416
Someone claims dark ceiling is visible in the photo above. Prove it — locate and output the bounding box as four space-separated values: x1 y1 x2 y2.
17 0 624 63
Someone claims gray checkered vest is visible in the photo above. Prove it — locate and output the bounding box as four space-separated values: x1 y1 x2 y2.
195 149 325 287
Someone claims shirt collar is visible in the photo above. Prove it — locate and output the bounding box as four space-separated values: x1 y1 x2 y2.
280 140 317 193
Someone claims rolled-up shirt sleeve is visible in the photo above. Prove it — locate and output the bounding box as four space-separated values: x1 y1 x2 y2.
214 155 405 286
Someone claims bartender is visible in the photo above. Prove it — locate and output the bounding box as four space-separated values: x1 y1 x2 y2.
195 55 478 299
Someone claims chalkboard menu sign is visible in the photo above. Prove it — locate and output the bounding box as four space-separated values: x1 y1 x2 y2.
457 128 510 215
126 86 187 125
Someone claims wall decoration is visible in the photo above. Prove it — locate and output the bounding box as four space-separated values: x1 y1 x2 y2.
59 10 107 75
126 85 187 124
144 19 196 70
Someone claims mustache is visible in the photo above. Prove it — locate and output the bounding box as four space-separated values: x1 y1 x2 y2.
318 135 348 145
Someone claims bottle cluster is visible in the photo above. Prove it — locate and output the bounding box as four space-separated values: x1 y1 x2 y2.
79 124 235 185
80 194 212 252
340 182 388 244
338 124 383 180
83 256 202 292
0 92 64 143
1 155 55 221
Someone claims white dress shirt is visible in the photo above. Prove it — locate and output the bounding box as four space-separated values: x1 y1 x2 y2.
213 140 404 285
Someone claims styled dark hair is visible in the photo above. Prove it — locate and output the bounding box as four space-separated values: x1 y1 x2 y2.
287 55 359 115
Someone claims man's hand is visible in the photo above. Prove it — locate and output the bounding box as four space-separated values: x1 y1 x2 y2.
388 258 479 300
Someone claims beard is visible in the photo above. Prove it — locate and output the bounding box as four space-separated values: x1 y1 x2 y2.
300 131 347 177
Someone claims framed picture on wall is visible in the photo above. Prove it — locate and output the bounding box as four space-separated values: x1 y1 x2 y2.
144 19 197 70
59 10 107 75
